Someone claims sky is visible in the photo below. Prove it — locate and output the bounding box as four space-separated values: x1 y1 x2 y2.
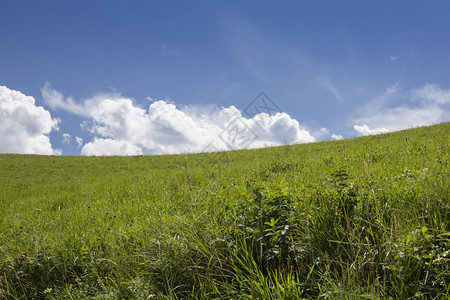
1 0 449 156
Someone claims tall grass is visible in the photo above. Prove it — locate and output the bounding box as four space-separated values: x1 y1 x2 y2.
0 122 448 299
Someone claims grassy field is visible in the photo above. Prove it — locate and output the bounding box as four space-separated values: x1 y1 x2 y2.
0 122 449 299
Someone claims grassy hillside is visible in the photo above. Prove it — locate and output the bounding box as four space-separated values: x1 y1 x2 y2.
0 122 449 299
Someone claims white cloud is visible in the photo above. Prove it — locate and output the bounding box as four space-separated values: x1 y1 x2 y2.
354 105 444 131
81 138 143 156
411 83 450 105
315 76 341 100
311 127 345 141
62 133 71 144
241 112 315 148
75 136 84 148
41 82 119 118
331 134 343 140
41 82 88 117
40 85 316 156
312 127 330 140
353 125 389 136
0 85 59 155
81 99 315 155
352 83 450 135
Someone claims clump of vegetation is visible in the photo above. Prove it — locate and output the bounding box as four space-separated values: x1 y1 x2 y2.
0 122 448 299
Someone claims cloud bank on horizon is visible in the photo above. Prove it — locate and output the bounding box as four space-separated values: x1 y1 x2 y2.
43 83 316 156
1 83 449 156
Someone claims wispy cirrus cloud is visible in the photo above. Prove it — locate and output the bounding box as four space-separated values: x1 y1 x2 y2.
352 83 449 136
315 76 341 100
411 83 450 105
41 82 120 118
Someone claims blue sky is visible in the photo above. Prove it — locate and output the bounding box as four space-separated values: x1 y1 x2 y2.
1 1 449 155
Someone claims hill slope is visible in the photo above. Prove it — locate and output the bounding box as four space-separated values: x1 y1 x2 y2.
0 122 449 299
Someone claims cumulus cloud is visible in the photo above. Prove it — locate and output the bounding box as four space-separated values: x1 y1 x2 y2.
353 125 389 136
312 127 344 141
352 83 450 136
0 85 59 155
79 98 315 155
312 127 330 141
331 134 343 140
42 85 315 156
81 138 143 156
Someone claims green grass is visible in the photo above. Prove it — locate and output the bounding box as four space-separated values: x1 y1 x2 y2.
0 122 449 299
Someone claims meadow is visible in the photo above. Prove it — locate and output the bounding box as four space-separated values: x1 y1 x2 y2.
0 122 448 299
